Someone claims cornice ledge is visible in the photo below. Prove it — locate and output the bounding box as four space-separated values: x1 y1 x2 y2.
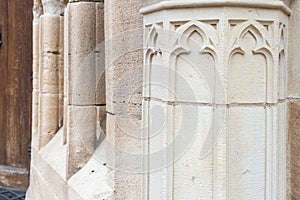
140 0 292 16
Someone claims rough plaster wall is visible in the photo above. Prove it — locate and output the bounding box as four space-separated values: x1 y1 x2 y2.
105 0 146 199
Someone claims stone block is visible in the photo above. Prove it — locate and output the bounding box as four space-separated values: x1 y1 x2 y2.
288 101 300 199
42 0 66 15
96 106 106 147
68 149 113 200
38 94 60 149
227 105 287 199
105 0 144 115
106 113 143 199
40 53 59 94
40 128 67 180
40 14 61 53
288 0 300 98
66 2 97 105
67 106 97 178
173 104 214 199
31 147 67 200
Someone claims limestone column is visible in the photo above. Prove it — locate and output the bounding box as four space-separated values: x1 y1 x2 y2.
27 1 65 199
65 0 99 178
38 13 64 149
31 0 43 149
141 1 290 199
105 0 146 198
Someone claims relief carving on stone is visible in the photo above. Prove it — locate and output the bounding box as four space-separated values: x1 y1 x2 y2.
228 21 272 103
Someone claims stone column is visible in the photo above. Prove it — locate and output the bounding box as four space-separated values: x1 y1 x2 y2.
141 1 290 199
37 14 64 149
105 0 145 199
31 0 43 149
64 0 99 178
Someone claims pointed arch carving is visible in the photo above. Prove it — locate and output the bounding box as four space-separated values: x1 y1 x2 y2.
169 20 218 103
228 20 275 103
144 24 164 98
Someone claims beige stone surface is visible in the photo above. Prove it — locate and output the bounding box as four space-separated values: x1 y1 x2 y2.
28 0 295 199
105 0 144 199
68 145 113 200
40 128 67 180
66 2 97 106
142 1 289 199
58 16 65 128
38 94 60 148
96 2 106 105
37 14 63 149
288 0 300 98
288 101 300 200
41 0 66 15
32 22 40 150
33 0 43 23
66 106 97 177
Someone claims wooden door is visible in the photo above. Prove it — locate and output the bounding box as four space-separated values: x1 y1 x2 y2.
0 0 32 190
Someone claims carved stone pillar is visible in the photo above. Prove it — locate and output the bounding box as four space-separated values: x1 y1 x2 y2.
141 1 290 199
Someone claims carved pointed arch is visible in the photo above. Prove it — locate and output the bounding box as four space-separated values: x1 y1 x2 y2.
144 24 163 98
230 20 273 52
146 24 161 48
279 23 286 52
175 20 217 57
145 24 163 66
228 20 275 103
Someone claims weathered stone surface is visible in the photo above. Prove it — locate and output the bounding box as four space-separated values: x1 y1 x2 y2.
68 146 113 200
96 2 106 105
41 0 66 15
33 0 43 23
32 22 40 150
67 106 97 177
66 2 97 106
105 0 144 199
38 94 60 148
288 101 300 200
28 0 294 199
30 147 67 200
288 0 300 98
37 14 63 149
142 1 289 199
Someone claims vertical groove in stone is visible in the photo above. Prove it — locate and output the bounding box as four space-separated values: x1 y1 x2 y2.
58 16 64 129
32 22 40 149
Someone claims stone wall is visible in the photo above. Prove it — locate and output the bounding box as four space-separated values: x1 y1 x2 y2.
27 0 300 199
288 0 300 199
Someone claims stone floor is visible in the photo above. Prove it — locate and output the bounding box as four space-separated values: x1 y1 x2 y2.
0 188 26 200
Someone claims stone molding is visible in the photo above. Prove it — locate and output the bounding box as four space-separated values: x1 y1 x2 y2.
140 0 292 16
